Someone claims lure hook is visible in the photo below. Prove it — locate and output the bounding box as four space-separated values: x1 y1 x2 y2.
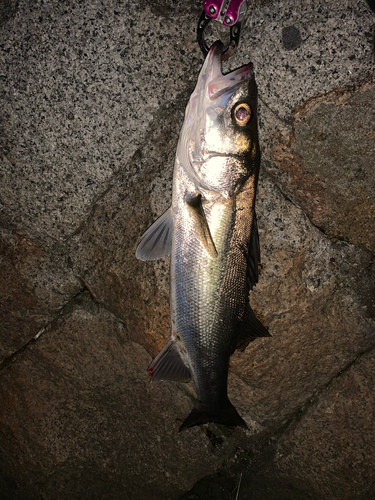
197 0 247 61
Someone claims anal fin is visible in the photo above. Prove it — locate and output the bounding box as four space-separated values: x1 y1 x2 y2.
148 336 191 383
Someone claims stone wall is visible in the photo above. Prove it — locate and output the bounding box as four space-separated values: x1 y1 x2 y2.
1 0 374 498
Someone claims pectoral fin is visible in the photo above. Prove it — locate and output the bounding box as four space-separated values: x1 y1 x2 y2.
148 336 191 383
236 301 271 352
136 207 173 261
186 194 217 258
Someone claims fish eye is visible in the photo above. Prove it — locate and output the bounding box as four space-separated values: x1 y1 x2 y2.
233 102 252 127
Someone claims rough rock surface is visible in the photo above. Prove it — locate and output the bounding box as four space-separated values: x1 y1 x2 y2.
0 230 81 360
0 292 246 500
267 80 375 254
1 0 374 498
247 348 375 500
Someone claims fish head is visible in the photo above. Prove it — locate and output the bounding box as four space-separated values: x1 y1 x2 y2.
179 41 259 199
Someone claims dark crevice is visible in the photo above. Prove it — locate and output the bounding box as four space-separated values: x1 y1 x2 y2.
65 145 142 241
254 342 375 443
272 177 372 252
281 343 375 434
261 167 327 234
258 94 292 126
253 342 375 445
0 280 132 376
0 286 86 374
73 273 130 332
260 165 374 252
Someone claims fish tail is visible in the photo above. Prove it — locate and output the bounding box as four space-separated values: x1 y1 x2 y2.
179 401 248 432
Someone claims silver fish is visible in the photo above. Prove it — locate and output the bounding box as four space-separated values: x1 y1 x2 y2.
136 41 270 431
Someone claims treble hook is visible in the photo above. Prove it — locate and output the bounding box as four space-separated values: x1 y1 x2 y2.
197 0 248 61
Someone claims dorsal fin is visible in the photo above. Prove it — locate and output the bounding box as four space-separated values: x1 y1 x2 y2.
247 212 260 290
136 207 173 261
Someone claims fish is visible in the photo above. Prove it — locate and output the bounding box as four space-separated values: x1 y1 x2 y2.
136 41 270 431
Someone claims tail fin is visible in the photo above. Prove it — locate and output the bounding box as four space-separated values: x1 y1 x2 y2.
179 402 248 432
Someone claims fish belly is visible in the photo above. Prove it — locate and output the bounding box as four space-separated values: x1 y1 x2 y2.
171 176 255 413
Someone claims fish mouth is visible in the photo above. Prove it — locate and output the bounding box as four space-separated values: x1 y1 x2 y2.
205 41 253 101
